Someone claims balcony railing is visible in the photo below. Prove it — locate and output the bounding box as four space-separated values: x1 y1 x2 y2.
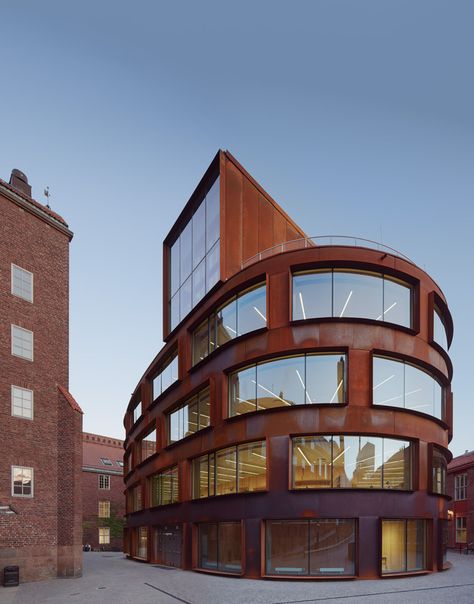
241 235 413 269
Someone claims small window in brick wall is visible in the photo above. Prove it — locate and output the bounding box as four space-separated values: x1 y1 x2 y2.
99 474 110 490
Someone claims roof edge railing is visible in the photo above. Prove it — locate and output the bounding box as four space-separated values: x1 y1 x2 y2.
241 235 413 269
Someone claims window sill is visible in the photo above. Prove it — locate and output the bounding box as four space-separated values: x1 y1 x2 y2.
165 425 213 451
193 567 243 578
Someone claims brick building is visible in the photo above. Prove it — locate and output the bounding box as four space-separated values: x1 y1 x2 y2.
82 433 125 551
0 169 83 582
447 451 474 549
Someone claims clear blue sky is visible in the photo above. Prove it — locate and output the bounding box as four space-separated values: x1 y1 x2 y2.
1 1 472 456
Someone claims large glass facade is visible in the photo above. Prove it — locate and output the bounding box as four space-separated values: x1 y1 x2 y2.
381 520 426 574
192 441 266 499
198 522 242 573
152 354 179 401
192 284 266 366
150 466 179 506
168 387 210 444
170 177 220 330
292 435 412 490
292 270 412 328
266 519 355 576
373 356 443 420
433 306 448 350
229 353 346 416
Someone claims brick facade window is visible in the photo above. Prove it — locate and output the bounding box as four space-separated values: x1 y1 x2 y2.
456 517 467 543
12 466 34 497
98 500 111 518
11 325 34 360
455 473 467 500
98 474 110 490
11 385 33 419
11 264 33 302
99 527 110 544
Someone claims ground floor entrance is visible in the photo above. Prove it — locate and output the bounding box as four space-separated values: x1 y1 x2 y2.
154 524 182 568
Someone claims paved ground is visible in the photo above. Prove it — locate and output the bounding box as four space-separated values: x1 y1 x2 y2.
1 552 474 604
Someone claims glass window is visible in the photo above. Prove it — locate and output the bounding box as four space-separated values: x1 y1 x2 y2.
199 389 211 430
237 441 267 493
305 354 345 404
167 386 211 444
383 277 411 327
192 201 206 269
170 239 180 296
99 527 110 545
150 466 178 506
292 270 412 329
216 299 237 346
100 457 113 466
237 286 267 335
206 240 220 291
11 264 33 302
216 447 237 495
170 293 179 331
382 519 426 574
133 402 141 424
98 500 110 518
373 356 443 421
293 272 332 320
180 276 192 319
229 365 257 416
293 435 411 491
256 356 305 409
192 259 206 307
11 386 33 419
99 474 110 490
11 325 33 360
198 521 241 574
432 448 447 495
455 473 467 501
193 321 209 365
12 466 33 497
137 527 148 559
180 222 192 283
434 307 448 350
456 517 467 544
266 519 355 577
206 177 220 252
141 429 156 462
192 454 210 499
333 270 383 320
152 353 179 401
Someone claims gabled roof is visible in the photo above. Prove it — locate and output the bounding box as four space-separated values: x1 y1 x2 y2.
58 385 83 414
83 432 124 472
448 451 474 472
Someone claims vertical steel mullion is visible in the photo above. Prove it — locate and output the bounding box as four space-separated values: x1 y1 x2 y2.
236 446 239 494
331 270 334 317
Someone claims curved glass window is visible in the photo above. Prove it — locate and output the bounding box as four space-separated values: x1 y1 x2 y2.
292 435 412 490
433 306 448 350
168 387 210 444
152 353 179 401
266 519 355 576
381 519 426 574
192 284 266 366
229 353 346 417
432 448 447 495
169 177 220 331
198 522 241 574
293 270 412 328
192 441 266 499
373 356 443 420
150 466 179 506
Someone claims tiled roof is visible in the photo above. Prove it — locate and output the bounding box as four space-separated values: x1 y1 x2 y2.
58 385 84 414
83 432 124 471
0 177 69 226
448 451 474 472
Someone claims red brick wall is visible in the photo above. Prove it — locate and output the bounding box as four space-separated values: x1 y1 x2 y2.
82 470 125 551
0 185 82 582
448 466 474 549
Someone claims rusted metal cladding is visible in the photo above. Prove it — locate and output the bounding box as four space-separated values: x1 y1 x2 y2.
127 154 453 580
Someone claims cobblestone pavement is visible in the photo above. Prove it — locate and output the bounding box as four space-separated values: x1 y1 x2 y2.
1 552 474 604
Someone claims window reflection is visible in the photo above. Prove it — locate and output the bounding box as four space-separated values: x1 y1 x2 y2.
382 519 426 574
433 306 448 350
152 354 179 401
229 353 346 416
292 270 412 328
168 387 210 444
292 435 412 491
373 356 443 420
150 466 178 506
432 448 447 495
198 522 241 574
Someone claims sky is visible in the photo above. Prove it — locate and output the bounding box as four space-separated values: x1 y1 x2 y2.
0 1 472 456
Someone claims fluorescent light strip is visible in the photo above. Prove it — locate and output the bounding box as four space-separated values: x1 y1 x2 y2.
251 380 291 405
339 290 353 318
329 380 343 403
296 369 312 403
297 447 312 466
253 306 267 321
224 325 237 334
376 302 397 321
373 374 395 390
252 451 266 459
236 397 256 407
299 292 306 320
332 446 350 464
405 388 422 397
377 394 403 405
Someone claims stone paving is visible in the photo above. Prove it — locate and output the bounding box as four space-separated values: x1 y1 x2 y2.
1 551 474 604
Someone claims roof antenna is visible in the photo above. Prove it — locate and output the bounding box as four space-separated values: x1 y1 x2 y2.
44 186 51 209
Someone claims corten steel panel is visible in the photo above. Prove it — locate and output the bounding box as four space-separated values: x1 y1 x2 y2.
258 195 274 255
223 159 243 279
125 241 452 579
242 177 259 262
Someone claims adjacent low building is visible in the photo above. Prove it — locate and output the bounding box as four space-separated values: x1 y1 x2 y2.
82 433 125 551
123 150 454 579
447 451 474 549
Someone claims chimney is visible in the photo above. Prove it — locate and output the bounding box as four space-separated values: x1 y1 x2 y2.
9 169 32 198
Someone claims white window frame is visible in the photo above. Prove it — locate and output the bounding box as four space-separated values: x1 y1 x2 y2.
11 325 34 361
456 516 467 543
98 500 111 518
11 385 34 420
455 473 467 501
98 527 110 544
11 263 33 302
98 474 110 490
11 466 34 498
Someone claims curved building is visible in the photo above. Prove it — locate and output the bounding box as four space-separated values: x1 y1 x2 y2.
124 151 453 579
